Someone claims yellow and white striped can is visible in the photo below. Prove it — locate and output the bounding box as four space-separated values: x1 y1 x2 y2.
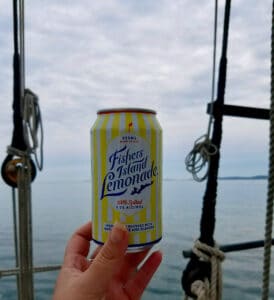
90 108 162 252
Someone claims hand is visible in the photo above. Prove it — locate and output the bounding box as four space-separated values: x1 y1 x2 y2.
52 222 162 300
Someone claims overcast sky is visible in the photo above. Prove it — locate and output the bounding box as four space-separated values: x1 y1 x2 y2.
0 0 272 182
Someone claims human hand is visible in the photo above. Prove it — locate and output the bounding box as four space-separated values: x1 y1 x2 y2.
52 222 162 300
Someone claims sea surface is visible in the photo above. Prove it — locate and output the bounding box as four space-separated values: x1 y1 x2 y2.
0 179 273 300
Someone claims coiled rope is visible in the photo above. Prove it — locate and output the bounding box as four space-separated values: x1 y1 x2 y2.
185 135 218 182
6 89 44 171
185 0 219 182
22 89 44 171
261 1 274 299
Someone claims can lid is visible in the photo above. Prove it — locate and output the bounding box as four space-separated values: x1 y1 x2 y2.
97 108 156 115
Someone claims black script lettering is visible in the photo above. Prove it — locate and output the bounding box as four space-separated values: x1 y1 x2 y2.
108 145 127 171
100 171 127 199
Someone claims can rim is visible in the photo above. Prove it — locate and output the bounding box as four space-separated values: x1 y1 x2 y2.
97 107 156 115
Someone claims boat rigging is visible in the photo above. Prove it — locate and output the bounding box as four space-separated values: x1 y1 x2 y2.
0 1 273 300
182 1 274 299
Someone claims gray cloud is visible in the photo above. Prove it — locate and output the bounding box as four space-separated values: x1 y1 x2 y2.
0 0 271 178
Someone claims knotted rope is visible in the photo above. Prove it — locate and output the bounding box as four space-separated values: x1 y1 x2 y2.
184 240 225 300
185 135 218 182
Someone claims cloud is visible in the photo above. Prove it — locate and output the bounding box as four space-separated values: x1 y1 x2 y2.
0 0 272 179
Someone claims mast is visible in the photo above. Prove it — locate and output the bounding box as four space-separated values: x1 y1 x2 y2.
0 0 61 297
12 0 34 298
1 0 40 299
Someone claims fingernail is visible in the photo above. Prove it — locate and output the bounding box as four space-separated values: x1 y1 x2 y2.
110 222 127 243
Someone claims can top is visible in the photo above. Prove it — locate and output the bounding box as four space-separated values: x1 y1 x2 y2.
97 107 156 115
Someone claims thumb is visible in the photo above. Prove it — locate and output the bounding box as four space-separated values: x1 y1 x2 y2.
83 223 128 296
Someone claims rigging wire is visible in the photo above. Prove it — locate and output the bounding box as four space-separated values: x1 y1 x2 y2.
208 0 218 137
19 0 25 104
185 0 219 182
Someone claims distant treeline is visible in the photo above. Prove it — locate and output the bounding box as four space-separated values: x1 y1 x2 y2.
218 175 267 180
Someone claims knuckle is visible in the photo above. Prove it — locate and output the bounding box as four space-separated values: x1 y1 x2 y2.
97 243 118 265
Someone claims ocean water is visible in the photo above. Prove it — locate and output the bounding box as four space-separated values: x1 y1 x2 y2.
0 179 273 300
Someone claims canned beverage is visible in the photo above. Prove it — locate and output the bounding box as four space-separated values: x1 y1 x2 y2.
90 108 162 252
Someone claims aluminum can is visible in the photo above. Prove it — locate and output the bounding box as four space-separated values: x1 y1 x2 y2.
90 108 162 252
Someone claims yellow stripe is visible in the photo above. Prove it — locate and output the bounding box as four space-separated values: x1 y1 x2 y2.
123 112 136 245
101 114 110 242
91 116 100 131
155 123 162 240
159 127 163 239
92 119 100 239
136 113 148 244
147 114 157 241
111 113 121 225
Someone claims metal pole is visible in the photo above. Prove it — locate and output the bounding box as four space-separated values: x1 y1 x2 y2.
17 158 34 300
0 265 61 278
16 0 35 298
11 188 20 296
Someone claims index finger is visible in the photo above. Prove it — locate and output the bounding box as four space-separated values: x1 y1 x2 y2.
64 222 92 258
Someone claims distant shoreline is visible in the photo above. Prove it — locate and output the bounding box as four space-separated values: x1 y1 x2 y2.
218 175 267 180
0 176 268 186
163 175 268 181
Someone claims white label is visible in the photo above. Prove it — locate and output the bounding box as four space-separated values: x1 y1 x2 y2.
100 134 158 215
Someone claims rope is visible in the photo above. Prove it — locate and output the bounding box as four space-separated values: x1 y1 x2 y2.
6 89 44 171
182 1 231 297
7 146 30 157
10 0 27 153
261 1 274 299
22 89 44 170
185 135 218 182
185 0 219 182
184 241 225 300
184 279 210 300
199 0 231 246
190 280 210 300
